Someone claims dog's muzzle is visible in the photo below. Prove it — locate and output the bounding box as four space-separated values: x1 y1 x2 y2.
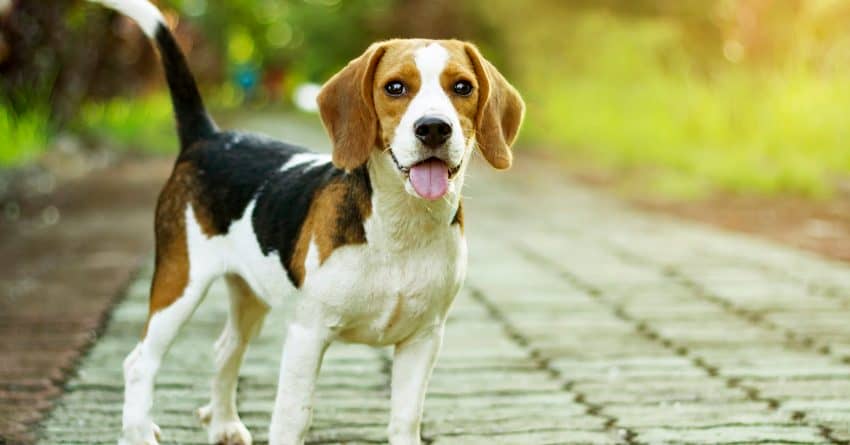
388 149 461 179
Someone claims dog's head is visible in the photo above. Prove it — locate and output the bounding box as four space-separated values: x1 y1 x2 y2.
317 39 525 201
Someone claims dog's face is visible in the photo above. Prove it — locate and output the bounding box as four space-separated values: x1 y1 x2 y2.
371 41 478 201
317 39 525 201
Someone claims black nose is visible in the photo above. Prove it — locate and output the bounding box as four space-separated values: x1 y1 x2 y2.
414 116 452 148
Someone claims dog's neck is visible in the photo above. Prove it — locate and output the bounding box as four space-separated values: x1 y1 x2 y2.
364 151 465 249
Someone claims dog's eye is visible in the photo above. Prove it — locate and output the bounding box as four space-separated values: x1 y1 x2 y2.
453 80 473 96
384 81 406 97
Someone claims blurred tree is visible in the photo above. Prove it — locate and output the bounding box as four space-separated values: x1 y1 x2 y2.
164 0 503 85
164 0 397 84
379 0 507 73
0 0 501 125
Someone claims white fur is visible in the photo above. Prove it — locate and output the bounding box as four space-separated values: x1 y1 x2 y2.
90 0 165 38
269 323 330 445
388 326 444 445
304 238 320 276
225 200 295 306
279 153 331 172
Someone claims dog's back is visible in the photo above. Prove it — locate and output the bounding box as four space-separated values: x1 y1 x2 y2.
166 132 372 289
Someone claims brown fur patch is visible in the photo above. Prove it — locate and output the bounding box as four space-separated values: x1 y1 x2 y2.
143 161 218 337
289 171 372 287
386 294 404 331
452 201 464 231
464 44 526 170
317 43 387 171
372 40 422 149
441 42 481 146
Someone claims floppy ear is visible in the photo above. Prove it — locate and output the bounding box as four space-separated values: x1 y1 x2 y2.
317 43 387 171
465 44 526 170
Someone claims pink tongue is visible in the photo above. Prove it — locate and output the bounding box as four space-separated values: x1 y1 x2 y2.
409 158 449 200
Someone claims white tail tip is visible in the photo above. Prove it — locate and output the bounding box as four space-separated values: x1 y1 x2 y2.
90 0 166 38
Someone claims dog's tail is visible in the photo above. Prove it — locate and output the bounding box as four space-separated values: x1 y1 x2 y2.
90 0 216 150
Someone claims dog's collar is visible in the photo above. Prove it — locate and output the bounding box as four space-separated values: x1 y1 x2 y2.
388 149 410 174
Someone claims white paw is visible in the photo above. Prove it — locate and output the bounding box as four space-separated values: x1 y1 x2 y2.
388 424 421 445
197 403 213 425
118 422 161 445
206 420 253 445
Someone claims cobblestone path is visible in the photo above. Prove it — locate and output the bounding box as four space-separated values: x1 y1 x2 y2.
36 116 850 444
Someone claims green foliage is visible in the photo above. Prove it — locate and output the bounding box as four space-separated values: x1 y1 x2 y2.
69 89 253 154
0 103 51 167
73 94 177 153
165 0 394 81
7 0 850 201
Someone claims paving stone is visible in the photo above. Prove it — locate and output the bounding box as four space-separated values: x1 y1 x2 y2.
573 377 746 405
429 429 619 445
635 425 829 444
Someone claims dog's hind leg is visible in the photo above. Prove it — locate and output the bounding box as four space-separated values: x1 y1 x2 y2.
120 202 220 445
197 274 269 445
120 265 216 445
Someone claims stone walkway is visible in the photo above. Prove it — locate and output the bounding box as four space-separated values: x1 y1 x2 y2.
1 157 171 444
36 116 850 444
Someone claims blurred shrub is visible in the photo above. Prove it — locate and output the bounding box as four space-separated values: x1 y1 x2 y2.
72 93 176 153
0 0 501 167
166 0 395 81
163 0 501 95
0 102 50 167
0 1 161 124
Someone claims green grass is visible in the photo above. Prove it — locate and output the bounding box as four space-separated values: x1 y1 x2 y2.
527 72 850 198
505 9 850 198
0 93 178 169
74 93 178 154
0 104 51 168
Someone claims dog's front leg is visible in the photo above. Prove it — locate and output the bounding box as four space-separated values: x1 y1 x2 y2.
269 323 331 445
387 323 445 445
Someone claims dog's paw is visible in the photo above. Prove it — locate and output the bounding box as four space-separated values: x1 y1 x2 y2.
196 403 213 425
118 421 161 445
206 420 252 445
198 404 252 444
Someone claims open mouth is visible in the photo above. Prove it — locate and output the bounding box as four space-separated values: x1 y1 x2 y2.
388 150 461 201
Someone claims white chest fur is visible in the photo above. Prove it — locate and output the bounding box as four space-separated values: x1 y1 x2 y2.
298 210 466 346
198 185 467 348
295 155 468 346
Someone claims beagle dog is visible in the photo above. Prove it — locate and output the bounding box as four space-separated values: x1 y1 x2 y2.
93 1 524 445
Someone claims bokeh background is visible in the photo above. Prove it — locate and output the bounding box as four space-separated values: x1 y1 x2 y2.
4 2 850 443
3 0 850 256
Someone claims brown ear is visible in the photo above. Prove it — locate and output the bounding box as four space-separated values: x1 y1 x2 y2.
317 43 387 171
465 44 526 170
